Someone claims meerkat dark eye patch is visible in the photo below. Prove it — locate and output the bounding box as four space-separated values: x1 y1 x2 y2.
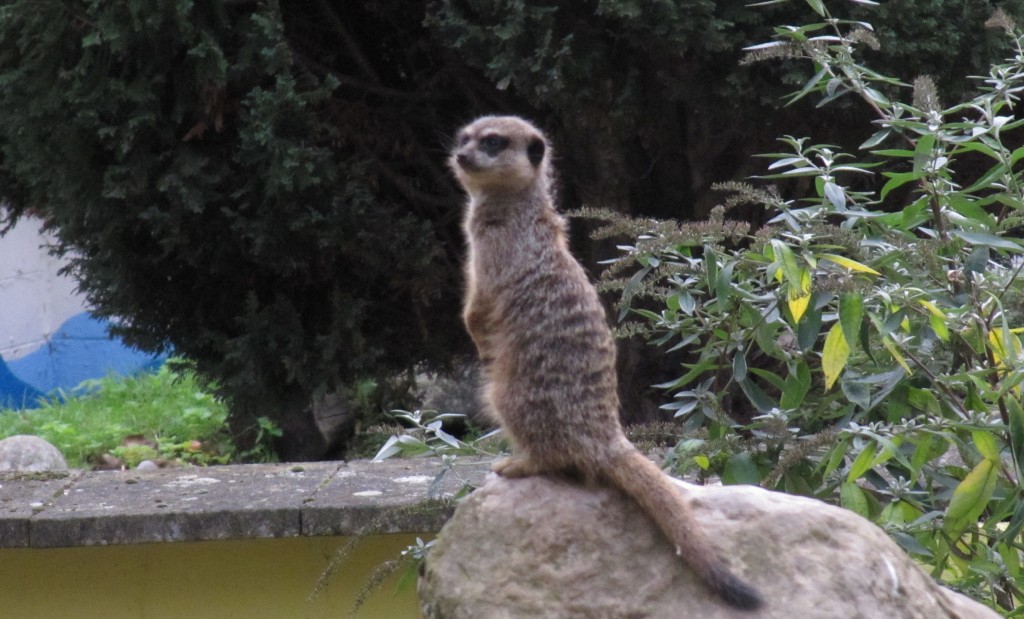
527 137 545 167
479 134 510 156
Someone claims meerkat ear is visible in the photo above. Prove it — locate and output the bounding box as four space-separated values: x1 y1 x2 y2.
527 137 546 167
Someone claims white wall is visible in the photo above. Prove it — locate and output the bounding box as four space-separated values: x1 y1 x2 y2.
0 218 85 361
0 217 162 406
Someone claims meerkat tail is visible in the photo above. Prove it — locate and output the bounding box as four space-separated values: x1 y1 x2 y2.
602 448 763 610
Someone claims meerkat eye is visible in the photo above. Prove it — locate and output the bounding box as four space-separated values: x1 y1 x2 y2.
527 137 545 167
479 134 510 156
458 133 470 147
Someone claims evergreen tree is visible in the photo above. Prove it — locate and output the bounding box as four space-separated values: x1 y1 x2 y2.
0 0 1015 457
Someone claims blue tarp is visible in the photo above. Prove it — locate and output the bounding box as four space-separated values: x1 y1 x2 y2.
0 312 164 410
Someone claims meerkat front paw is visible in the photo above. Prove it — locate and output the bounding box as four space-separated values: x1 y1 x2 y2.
492 456 540 478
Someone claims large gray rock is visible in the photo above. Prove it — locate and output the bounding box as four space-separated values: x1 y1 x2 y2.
0 435 68 472
419 473 998 619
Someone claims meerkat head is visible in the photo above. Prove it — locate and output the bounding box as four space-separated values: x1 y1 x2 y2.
450 115 551 198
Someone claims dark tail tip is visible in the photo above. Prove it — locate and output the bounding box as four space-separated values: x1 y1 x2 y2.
713 570 764 611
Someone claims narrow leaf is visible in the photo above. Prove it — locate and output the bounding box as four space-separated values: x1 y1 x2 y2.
972 431 1001 461
372 435 402 462
738 375 776 413
839 293 863 349
786 66 829 107
787 268 812 323
733 352 748 382
823 322 850 391
805 0 826 17
767 156 808 170
841 481 870 517
822 438 849 478
619 264 652 320
963 162 1009 194
847 442 877 482
928 314 949 342
918 300 949 342
989 327 1023 366
716 260 734 312
951 230 1022 252
1008 397 1024 480
912 133 936 175
824 181 846 210
797 304 823 350
872 149 916 157
780 360 812 409
880 171 923 200
771 240 802 283
819 253 880 275
842 379 871 410
944 458 998 536
859 130 891 150
882 337 912 373
705 247 718 291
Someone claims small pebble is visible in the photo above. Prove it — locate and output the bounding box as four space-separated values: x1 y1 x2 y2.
137 460 159 471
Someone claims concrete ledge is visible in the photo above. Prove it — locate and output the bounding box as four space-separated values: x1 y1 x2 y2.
0 458 490 548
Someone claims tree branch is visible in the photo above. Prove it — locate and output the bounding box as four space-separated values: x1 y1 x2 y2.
314 0 382 85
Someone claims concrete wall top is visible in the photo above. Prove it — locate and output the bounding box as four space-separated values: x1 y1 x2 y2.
0 458 491 548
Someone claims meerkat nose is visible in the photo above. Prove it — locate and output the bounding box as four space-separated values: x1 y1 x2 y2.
456 153 472 168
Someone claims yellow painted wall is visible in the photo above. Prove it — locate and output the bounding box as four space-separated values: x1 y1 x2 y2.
0 534 423 619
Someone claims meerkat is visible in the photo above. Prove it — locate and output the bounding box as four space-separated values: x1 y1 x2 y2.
450 115 763 610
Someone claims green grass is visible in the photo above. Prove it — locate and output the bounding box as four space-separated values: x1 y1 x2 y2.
0 363 241 468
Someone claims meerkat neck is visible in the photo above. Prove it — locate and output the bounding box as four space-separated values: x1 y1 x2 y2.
465 187 567 283
467 184 551 231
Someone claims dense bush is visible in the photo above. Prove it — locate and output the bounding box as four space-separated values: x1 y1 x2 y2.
594 2 1024 611
0 0 1018 459
429 0 1020 218
0 1 469 458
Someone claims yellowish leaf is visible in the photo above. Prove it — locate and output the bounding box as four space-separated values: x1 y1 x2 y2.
944 458 998 536
822 322 850 391
919 301 949 341
787 268 812 323
989 327 1023 366
819 253 881 276
882 337 912 374
918 299 946 319
989 327 1023 394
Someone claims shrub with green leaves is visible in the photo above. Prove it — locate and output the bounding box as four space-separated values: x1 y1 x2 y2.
593 2 1024 611
0 363 275 467
429 0 1015 219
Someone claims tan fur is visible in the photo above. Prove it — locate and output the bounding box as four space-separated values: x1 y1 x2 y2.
450 115 762 610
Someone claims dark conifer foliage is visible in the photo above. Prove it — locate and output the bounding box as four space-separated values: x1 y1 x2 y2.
0 0 1015 457
0 1 474 457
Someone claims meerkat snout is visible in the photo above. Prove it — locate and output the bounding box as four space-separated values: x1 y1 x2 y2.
455 152 474 170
